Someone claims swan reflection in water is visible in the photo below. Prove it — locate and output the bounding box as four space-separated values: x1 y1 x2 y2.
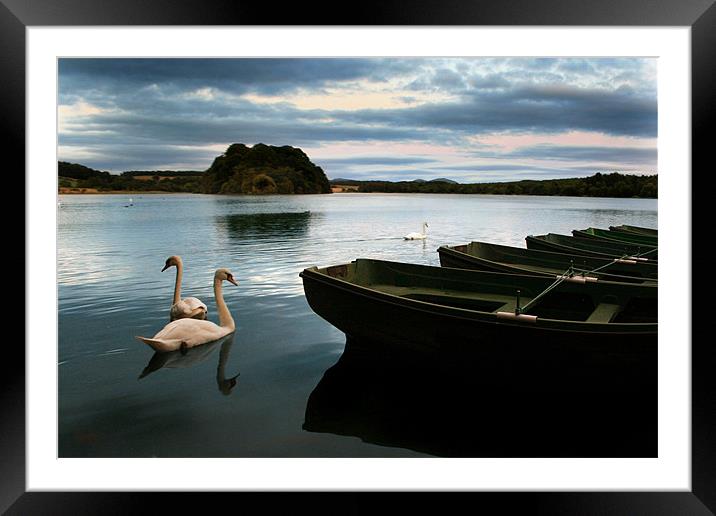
138 333 240 395
303 336 656 458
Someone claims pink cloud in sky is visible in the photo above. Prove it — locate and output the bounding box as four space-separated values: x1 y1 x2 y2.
473 131 656 153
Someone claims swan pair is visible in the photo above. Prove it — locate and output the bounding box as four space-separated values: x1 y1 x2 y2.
136 256 238 353
404 222 429 240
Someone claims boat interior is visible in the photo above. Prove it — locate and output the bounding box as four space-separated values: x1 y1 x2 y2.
321 261 656 324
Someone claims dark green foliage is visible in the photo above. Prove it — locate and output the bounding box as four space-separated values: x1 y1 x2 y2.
202 143 331 194
58 161 111 180
332 172 657 198
59 161 207 193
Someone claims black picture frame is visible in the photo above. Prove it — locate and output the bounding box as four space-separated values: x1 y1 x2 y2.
7 0 713 513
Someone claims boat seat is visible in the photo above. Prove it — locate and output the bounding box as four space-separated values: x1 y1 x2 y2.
586 303 621 323
373 284 533 310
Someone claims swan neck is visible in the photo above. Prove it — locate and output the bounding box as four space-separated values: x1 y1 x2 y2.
214 277 235 330
172 259 183 306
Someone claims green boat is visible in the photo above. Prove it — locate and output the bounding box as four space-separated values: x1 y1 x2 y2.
526 233 658 261
573 227 658 247
438 241 657 284
300 259 657 355
609 224 658 237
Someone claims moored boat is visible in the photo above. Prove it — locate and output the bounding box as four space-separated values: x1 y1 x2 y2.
573 227 657 247
438 241 657 284
300 258 657 355
526 233 658 261
609 224 658 237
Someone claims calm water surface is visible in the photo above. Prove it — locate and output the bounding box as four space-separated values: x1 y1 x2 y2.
58 193 657 457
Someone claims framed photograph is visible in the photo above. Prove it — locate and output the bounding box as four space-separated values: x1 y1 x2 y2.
10 0 713 513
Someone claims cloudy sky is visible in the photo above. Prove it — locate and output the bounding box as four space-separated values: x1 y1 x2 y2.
58 58 657 182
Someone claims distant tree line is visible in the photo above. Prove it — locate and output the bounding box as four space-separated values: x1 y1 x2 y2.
334 172 657 198
58 162 204 193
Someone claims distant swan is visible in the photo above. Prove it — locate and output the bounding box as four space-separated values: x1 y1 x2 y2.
163 255 208 321
404 222 429 240
136 268 238 353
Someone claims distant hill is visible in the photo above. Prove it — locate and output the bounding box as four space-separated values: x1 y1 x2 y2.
121 170 204 177
330 177 458 185
203 143 331 194
330 178 362 184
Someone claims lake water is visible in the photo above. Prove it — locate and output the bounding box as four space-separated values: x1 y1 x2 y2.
58 193 657 457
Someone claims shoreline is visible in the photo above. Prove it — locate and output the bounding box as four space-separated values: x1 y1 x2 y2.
57 189 657 200
59 189 193 195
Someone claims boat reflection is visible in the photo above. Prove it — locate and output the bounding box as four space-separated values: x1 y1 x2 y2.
217 211 314 240
138 333 240 395
303 337 656 457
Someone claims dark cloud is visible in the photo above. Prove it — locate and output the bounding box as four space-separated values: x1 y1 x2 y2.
469 73 511 90
60 109 425 149
336 84 656 138
316 156 437 166
59 58 421 96
500 145 657 165
58 57 658 177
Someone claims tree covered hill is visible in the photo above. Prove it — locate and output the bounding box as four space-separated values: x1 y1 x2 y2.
202 143 331 194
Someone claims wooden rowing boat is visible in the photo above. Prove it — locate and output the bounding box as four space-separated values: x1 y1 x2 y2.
573 227 657 247
526 233 658 261
438 241 657 284
609 224 658 237
300 259 657 354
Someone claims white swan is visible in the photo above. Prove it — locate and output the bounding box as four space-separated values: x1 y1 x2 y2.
137 268 238 352
404 222 429 240
162 255 208 321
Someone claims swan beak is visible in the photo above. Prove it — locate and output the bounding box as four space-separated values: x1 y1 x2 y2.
228 277 239 286
161 264 169 272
